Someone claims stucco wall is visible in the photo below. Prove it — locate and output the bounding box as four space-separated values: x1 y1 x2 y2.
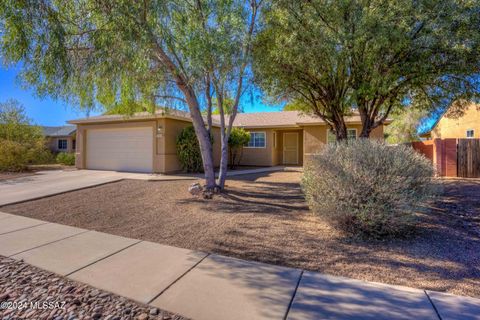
158 118 221 172
432 103 480 139
240 129 276 166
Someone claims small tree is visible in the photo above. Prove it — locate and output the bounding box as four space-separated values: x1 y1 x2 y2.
228 128 250 169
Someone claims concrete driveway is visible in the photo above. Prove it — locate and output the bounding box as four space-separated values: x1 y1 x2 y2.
0 170 196 206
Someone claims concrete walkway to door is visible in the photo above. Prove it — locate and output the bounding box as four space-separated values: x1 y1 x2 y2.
0 211 478 320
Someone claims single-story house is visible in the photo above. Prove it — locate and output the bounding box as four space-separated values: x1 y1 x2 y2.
68 109 390 173
41 126 77 153
420 102 480 140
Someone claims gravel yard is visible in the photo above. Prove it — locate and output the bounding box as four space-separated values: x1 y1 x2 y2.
2 171 479 298
0 256 185 320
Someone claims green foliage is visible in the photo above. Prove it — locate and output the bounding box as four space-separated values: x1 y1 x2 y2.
0 1 256 114
282 101 309 112
385 107 429 144
228 127 250 169
176 126 208 173
0 100 53 171
254 0 480 137
56 152 76 166
302 139 435 239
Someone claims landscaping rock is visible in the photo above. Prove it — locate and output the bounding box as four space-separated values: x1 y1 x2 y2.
0 256 187 320
188 182 203 196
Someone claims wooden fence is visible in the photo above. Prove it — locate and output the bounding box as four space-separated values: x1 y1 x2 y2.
457 139 480 178
412 138 480 178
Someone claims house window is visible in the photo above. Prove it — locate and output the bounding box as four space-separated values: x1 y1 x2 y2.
347 128 357 140
246 132 266 148
328 129 357 143
72 139 76 150
58 139 68 150
466 129 475 138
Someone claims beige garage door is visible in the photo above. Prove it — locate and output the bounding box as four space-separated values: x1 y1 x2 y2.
86 127 153 173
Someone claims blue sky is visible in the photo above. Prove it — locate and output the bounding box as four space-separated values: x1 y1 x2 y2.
0 65 282 126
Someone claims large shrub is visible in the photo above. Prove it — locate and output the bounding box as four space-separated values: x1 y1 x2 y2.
176 126 206 173
228 127 250 169
56 152 76 165
302 139 435 238
0 100 53 171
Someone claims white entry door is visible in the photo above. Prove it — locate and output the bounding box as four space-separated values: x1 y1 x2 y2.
86 127 153 173
283 132 299 165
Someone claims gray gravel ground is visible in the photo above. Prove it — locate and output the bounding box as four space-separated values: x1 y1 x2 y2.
0 256 186 320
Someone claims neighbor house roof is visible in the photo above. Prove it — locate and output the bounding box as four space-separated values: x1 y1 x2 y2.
41 126 76 137
213 111 392 128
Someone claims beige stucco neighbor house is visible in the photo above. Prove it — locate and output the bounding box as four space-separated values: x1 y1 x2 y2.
420 103 480 140
69 109 390 173
41 126 77 153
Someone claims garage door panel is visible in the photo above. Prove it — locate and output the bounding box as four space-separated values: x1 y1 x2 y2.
86 127 153 173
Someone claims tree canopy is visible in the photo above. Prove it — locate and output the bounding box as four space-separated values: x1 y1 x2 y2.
0 0 261 191
254 0 480 139
385 107 428 144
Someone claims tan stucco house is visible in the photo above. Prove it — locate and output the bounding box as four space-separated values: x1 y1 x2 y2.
41 126 76 153
69 109 390 173
420 102 480 140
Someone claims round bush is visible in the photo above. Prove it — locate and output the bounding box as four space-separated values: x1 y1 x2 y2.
302 139 435 238
56 152 76 166
176 126 205 173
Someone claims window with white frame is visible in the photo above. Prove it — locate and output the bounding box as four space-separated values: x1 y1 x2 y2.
466 129 475 138
246 132 266 148
58 139 68 150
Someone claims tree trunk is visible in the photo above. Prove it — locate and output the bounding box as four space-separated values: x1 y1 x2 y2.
333 116 348 141
180 86 216 190
217 132 229 189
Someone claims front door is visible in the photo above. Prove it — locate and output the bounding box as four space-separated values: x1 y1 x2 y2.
283 132 298 165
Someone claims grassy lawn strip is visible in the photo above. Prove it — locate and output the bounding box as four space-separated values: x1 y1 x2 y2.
2 171 479 298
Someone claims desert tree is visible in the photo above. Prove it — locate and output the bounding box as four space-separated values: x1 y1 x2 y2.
254 0 480 140
0 0 261 191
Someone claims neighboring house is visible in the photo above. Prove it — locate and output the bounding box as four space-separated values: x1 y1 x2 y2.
69 109 390 173
41 126 77 153
420 102 480 140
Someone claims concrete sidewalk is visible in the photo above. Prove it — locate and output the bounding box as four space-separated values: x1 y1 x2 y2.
0 212 478 320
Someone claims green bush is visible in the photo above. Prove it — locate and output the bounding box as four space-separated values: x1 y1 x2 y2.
228 127 250 169
56 152 76 165
0 140 31 171
302 139 435 239
176 126 208 173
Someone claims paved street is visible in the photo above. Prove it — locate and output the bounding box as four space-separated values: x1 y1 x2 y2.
0 212 479 320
